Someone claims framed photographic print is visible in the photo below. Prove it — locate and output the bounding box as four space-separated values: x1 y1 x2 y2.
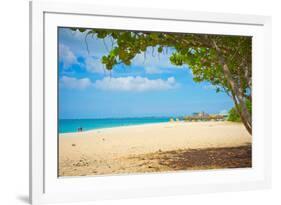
30 1 272 204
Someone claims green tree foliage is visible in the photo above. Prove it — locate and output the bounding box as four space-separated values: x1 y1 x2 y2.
71 28 252 134
228 99 252 122
228 107 242 122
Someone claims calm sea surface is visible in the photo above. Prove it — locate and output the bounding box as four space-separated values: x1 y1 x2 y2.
59 117 171 134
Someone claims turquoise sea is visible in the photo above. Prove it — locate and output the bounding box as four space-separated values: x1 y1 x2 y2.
59 117 171 134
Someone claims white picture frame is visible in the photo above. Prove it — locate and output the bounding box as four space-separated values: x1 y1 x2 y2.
29 1 272 204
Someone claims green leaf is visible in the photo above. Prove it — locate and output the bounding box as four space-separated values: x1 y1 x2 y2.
78 28 86 32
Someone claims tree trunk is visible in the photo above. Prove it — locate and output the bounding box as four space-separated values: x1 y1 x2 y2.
211 39 252 134
221 63 252 134
230 89 252 134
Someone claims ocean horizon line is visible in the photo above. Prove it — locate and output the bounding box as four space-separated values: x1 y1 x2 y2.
59 116 184 120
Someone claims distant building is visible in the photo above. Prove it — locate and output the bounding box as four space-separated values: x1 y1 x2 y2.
184 111 226 122
198 111 209 117
193 111 209 117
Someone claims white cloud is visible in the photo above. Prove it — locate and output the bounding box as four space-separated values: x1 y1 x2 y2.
58 41 109 74
132 48 171 67
203 84 217 90
59 44 78 68
84 56 106 73
94 76 177 92
60 76 93 90
69 29 90 40
189 69 194 77
144 66 163 74
132 47 186 73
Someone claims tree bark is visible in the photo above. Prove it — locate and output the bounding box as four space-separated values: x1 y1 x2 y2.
229 89 252 134
221 63 252 129
211 39 252 134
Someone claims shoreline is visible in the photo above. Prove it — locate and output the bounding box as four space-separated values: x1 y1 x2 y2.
59 121 171 136
59 120 234 136
59 121 251 176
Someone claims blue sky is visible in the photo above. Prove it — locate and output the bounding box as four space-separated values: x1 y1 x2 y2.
58 28 233 119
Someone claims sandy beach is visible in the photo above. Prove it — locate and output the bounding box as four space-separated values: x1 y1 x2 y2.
59 121 252 176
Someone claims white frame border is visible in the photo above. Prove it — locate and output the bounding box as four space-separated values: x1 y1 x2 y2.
30 1 272 204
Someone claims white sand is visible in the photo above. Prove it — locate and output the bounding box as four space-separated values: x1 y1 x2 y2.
59 121 251 176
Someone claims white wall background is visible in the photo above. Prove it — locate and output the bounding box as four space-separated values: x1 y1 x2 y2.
0 0 279 204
